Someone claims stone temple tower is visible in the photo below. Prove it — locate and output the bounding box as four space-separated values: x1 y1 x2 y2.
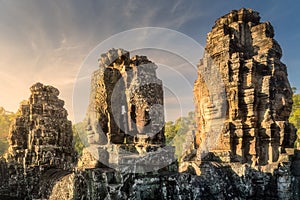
194 8 296 165
3 83 74 198
86 48 165 146
83 48 169 170
7 83 74 169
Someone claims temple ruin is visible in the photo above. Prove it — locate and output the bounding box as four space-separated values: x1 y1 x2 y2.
194 8 297 165
7 83 74 168
0 8 299 200
80 48 172 171
0 83 75 198
86 48 165 146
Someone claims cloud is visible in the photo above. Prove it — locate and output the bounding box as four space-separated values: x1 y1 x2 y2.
0 0 299 122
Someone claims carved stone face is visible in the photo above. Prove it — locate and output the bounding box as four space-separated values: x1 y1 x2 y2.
273 74 293 120
198 94 225 151
135 106 149 134
200 94 224 122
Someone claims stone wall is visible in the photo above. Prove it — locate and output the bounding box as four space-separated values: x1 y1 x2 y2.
49 161 296 200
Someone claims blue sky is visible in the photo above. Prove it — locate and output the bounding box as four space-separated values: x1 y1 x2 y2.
0 0 299 122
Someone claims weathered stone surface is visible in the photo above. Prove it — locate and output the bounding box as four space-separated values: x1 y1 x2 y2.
86 48 165 146
49 173 75 200
83 48 168 170
0 83 75 199
1 8 300 200
194 8 297 165
50 160 293 200
6 82 74 169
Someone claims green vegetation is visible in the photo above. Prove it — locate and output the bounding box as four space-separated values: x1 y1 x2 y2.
0 139 9 156
165 111 195 159
0 107 16 156
289 92 300 148
72 121 88 156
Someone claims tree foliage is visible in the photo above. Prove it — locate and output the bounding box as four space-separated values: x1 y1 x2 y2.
0 139 9 156
0 107 16 155
0 107 16 138
289 93 300 147
72 121 88 156
164 111 195 159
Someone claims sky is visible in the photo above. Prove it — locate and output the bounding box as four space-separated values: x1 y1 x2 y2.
0 0 299 122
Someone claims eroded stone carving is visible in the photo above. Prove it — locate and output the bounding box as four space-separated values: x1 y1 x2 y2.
86 48 165 146
6 82 74 168
82 48 169 171
1 82 75 199
194 8 296 165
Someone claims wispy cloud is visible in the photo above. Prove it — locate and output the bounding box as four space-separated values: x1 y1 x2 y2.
0 0 299 122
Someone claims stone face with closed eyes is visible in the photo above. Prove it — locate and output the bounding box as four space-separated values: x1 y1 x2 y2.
194 8 296 165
